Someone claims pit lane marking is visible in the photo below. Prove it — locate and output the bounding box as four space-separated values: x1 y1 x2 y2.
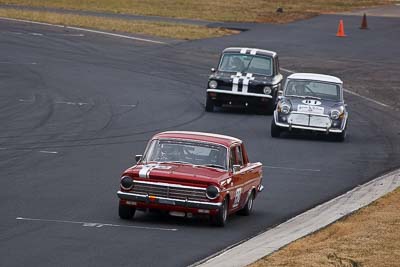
0 17 167 45
263 165 320 172
16 217 178 232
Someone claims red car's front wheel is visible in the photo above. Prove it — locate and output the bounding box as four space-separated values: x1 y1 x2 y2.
211 197 228 227
119 204 136 219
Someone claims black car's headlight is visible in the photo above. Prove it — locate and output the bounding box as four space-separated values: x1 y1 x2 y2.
263 86 272 95
206 185 220 200
330 109 341 120
208 80 218 89
120 176 134 190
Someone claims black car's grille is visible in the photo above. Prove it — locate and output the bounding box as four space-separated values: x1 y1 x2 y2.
216 81 233 91
131 181 208 202
214 80 269 95
247 84 265 94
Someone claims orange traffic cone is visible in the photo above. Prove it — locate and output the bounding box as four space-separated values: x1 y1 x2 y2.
336 19 346 37
336 20 346 37
360 13 368 29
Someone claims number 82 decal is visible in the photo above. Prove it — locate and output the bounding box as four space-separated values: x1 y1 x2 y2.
233 188 242 208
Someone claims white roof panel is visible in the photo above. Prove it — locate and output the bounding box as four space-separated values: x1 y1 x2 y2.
287 73 342 84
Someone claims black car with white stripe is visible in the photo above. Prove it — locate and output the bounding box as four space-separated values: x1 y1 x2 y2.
206 47 283 114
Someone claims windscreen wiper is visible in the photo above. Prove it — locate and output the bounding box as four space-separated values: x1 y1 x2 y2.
202 164 226 170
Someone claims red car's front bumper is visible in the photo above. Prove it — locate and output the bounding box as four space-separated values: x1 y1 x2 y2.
118 191 222 215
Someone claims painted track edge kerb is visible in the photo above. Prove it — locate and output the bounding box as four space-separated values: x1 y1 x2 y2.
0 16 168 44
193 168 400 267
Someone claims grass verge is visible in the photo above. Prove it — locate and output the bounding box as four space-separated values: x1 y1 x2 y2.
0 8 238 40
249 187 400 267
0 0 396 23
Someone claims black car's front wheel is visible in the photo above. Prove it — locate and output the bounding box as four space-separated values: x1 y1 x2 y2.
265 102 275 115
119 204 136 219
205 96 214 112
270 118 282 138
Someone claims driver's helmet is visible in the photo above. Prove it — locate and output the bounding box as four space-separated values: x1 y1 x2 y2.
160 143 181 161
293 81 307 94
230 57 244 71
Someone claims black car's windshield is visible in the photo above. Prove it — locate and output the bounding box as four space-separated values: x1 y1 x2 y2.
142 139 228 170
218 53 272 75
284 79 342 101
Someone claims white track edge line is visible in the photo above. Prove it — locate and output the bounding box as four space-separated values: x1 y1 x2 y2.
0 16 167 44
16 217 178 231
194 168 400 267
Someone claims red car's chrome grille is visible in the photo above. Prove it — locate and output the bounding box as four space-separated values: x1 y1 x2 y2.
131 181 209 202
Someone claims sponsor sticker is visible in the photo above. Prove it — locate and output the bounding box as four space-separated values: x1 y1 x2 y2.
297 104 324 114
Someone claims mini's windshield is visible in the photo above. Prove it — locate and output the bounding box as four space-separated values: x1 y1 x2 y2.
284 79 342 101
218 53 272 75
142 139 228 170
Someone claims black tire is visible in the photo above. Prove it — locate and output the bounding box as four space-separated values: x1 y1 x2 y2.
264 93 278 115
332 129 346 142
238 190 255 216
265 102 275 115
205 96 214 112
270 118 282 138
211 197 228 227
119 204 136 219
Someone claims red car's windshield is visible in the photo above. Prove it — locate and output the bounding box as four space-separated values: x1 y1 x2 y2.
142 139 228 170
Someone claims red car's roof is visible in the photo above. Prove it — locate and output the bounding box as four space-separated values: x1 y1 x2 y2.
152 131 241 147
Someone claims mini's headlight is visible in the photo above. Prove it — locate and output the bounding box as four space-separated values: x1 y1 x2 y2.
206 185 220 200
120 176 134 190
330 110 341 120
263 86 272 95
209 80 218 89
281 103 291 114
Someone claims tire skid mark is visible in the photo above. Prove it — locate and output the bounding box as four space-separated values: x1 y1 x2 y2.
0 97 205 149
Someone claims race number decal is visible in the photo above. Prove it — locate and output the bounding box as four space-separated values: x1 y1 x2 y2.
233 188 242 208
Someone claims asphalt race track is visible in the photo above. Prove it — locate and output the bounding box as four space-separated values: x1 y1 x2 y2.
1 13 400 267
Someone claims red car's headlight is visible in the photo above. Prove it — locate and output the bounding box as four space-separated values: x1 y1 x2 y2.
206 185 220 200
120 176 134 190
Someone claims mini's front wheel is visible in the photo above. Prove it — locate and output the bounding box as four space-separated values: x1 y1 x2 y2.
271 119 282 138
332 129 346 142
